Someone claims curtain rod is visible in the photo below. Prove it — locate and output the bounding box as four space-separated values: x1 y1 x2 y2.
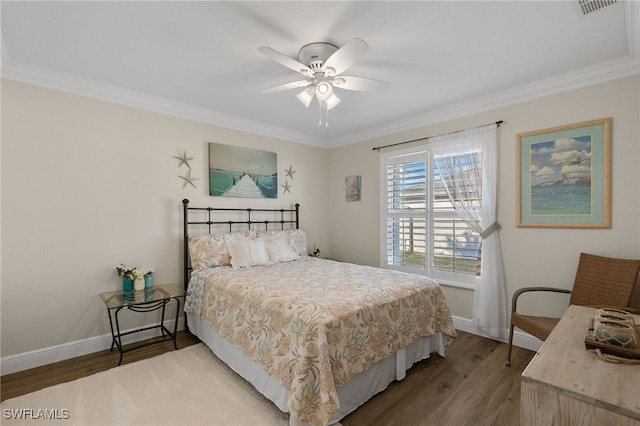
372 120 503 151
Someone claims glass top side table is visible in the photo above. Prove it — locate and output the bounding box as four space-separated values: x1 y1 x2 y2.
99 283 188 365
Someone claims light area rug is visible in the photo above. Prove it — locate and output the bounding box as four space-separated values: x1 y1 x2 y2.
1 344 294 426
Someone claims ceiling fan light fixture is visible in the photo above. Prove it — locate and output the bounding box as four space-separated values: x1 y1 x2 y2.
296 86 315 107
315 82 333 100
325 93 341 110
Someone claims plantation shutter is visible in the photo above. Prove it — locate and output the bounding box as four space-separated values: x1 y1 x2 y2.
384 153 427 271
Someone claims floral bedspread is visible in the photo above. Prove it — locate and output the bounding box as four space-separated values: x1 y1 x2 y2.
185 257 456 426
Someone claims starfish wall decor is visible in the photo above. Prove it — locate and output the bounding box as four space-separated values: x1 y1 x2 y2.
173 150 194 168
285 165 296 179
173 149 197 189
179 169 199 189
281 165 296 194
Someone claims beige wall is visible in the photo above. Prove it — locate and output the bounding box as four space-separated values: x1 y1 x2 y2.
329 75 640 319
2 75 639 361
0 79 329 357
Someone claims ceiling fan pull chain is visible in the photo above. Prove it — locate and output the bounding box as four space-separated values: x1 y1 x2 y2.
317 100 330 127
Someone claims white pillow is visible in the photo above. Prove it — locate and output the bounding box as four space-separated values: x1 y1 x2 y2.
226 238 270 268
265 235 300 263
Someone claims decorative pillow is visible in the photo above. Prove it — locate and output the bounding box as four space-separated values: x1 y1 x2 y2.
188 230 254 271
226 238 270 269
264 235 300 263
286 229 308 257
258 229 307 258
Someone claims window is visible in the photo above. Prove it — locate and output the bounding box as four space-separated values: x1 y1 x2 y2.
381 147 482 286
384 153 427 270
433 152 482 277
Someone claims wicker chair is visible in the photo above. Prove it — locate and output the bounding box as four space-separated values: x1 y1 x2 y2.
506 252 640 366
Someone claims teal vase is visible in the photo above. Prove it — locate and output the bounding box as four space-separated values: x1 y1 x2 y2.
123 277 133 291
144 274 153 289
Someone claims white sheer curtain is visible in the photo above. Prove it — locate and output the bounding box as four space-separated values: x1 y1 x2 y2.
430 124 507 340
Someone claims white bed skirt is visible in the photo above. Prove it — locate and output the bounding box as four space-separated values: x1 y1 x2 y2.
187 312 446 425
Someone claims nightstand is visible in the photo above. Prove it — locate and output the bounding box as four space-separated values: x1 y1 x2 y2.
99 283 187 365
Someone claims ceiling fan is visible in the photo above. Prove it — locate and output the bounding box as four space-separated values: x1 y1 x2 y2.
258 38 388 126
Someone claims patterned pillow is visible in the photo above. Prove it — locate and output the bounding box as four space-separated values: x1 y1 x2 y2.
258 229 307 258
264 235 301 263
188 230 255 271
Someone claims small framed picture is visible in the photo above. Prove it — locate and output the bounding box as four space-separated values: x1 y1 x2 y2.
345 175 361 202
516 118 611 228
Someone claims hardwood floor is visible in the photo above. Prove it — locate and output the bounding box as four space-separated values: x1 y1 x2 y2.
341 331 535 426
0 331 200 402
1 330 535 426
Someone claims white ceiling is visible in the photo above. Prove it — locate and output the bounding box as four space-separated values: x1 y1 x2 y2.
1 1 638 148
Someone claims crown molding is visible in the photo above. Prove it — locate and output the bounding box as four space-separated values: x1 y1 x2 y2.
1 33 10 67
2 56 638 150
327 56 640 148
0 62 331 148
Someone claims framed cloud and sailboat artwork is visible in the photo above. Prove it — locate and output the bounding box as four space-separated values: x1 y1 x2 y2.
516 118 611 228
209 143 278 198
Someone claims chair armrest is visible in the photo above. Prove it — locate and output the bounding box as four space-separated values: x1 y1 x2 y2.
512 287 571 312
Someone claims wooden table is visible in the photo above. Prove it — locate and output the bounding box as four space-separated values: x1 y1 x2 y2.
521 305 640 426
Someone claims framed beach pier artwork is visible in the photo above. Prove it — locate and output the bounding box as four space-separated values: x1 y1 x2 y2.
209 143 278 198
516 118 611 228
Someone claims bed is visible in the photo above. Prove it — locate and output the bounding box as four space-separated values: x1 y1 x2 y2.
181 199 457 426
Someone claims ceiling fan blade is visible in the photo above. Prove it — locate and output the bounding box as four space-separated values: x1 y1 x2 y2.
323 38 369 76
333 76 389 92
258 46 314 77
261 80 312 94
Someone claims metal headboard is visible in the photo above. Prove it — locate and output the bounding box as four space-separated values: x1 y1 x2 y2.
181 198 300 292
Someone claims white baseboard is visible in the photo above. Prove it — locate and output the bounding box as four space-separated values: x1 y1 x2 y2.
451 315 543 353
1 317 186 376
2 315 538 376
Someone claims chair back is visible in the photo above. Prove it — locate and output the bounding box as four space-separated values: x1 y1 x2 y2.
569 253 640 308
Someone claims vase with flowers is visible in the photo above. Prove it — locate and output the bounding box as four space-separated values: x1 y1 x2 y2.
144 268 155 289
132 269 145 291
116 264 136 291
116 264 156 292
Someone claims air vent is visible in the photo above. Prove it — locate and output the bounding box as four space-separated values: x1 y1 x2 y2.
575 0 621 17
